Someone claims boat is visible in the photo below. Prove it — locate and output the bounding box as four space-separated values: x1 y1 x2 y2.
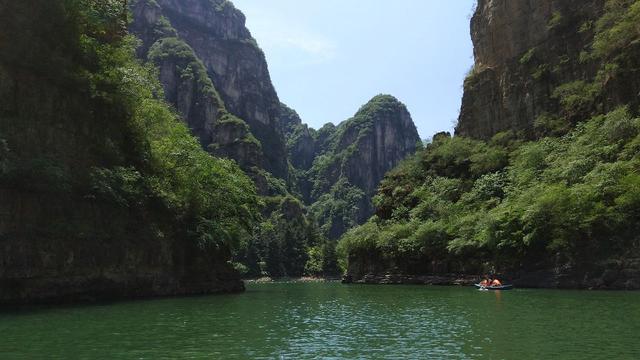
474 283 514 290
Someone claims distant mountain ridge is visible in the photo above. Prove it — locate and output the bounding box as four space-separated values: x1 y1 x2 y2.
130 0 422 241
291 95 421 239
130 0 422 275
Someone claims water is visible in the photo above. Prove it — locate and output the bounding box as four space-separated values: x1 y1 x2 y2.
1 282 639 359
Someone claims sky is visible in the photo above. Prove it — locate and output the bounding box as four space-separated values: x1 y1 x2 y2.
232 0 476 139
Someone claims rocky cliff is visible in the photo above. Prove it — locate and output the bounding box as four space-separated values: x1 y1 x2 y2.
131 0 288 178
0 0 253 304
300 95 421 239
129 0 424 276
322 95 420 198
456 0 640 139
0 189 243 304
341 0 640 289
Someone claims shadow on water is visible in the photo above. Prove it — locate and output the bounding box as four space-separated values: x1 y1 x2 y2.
0 290 247 316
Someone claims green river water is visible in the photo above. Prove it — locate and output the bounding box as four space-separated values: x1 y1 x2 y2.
1 282 639 359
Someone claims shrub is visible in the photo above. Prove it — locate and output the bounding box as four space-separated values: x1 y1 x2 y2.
593 0 640 59
547 11 564 29
519 48 536 65
534 113 571 137
338 107 640 273
552 81 600 116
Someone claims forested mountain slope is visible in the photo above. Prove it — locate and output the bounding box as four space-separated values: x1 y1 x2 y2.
0 0 259 303
129 0 422 277
234 95 421 278
131 0 288 179
340 0 640 289
291 95 421 240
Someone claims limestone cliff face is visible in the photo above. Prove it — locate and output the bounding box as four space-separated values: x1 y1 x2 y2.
287 125 316 171
149 38 222 147
279 103 317 170
338 97 420 197
301 95 421 239
278 103 303 137
0 1 244 303
456 0 605 139
131 0 288 178
0 189 243 304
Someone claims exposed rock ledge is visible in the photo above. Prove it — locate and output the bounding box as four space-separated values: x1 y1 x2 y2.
342 274 478 286
343 260 640 290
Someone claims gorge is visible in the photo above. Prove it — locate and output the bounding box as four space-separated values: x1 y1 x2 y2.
2 1 640 358
1 0 640 307
128 0 422 278
0 0 421 302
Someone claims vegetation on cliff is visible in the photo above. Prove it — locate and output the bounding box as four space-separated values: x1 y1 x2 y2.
0 0 260 299
340 108 640 272
339 0 640 283
230 95 421 278
292 95 421 240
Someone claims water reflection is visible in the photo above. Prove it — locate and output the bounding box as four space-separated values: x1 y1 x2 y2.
0 283 639 359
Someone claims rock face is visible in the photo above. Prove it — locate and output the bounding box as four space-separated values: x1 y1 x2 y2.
0 1 244 304
343 0 640 289
456 0 605 139
298 95 421 239
280 103 318 171
336 95 420 197
131 0 288 178
278 103 303 137
131 0 423 272
0 190 244 304
344 257 640 290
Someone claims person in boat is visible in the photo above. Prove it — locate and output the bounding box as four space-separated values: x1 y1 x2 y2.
479 276 491 287
490 278 502 287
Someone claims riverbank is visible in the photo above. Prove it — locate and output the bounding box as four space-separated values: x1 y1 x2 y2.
342 273 478 286
342 266 640 290
244 276 341 283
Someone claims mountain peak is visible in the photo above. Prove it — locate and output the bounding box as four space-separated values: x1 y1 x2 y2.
355 94 408 117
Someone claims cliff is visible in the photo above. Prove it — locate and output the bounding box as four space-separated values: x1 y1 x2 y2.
340 0 640 289
130 0 342 278
456 0 640 139
302 95 421 239
131 0 288 178
130 0 424 246
0 0 257 303
237 94 421 275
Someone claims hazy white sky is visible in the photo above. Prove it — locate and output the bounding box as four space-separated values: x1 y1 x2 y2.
232 0 475 139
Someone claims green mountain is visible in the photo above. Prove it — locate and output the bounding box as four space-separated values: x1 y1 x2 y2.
129 0 421 278
298 95 421 240
0 0 422 303
0 0 259 303
340 0 640 289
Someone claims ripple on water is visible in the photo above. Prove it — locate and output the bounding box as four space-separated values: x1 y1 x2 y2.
0 282 639 359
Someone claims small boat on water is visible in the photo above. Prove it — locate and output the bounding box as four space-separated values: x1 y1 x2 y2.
474 284 514 291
